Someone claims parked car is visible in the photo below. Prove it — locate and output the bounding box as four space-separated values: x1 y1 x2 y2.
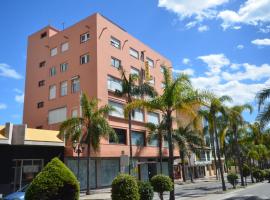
4 184 28 200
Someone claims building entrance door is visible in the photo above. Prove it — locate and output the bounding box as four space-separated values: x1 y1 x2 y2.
148 163 157 180
12 159 44 191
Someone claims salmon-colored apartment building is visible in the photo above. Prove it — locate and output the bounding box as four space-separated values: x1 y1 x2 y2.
23 13 177 188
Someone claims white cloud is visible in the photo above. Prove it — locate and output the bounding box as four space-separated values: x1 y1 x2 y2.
237 44 244 49
198 25 209 32
173 68 194 76
0 103 7 110
0 63 22 79
185 21 197 29
218 0 270 29
251 38 270 46
14 88 24 104
182 58 190 65
233 26 241 30
158 0 229 21
197 53 230 75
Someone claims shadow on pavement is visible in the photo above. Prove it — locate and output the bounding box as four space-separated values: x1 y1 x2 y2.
223 196 269 200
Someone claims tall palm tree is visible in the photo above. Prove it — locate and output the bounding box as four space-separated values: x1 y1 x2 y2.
226 104 253 186
115 68 157 174
257 88 270 126
146 116 167 173
125 67 206 200
201 94 232 191
60 93 116 195
173 123 204 182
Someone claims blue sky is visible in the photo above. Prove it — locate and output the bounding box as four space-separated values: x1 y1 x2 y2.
0 0 269 124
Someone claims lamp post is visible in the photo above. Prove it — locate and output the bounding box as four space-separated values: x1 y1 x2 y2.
187 151 194 183
72 140 84 180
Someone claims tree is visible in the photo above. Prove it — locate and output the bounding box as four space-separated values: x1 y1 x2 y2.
226 104 253 186
115 68 157 174
201 95 232 191
173 123 204 182
146 117 167 174
150 174 173 200
125 67 206 200
257 87 270 127
60 93 116 195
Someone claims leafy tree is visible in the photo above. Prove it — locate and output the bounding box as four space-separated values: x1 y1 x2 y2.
151 174 173 200
60 93 116 194
227 173 238 189
257 88 270 127
25 157 79 200
115 68 157 174
242 164 251 185
125 67 206 200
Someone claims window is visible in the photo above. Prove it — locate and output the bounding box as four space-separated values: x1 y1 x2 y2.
131 131 145 146
131 109 144 122
40 32 47 39
48 107 67 124
160 66 166 73
110 36 121 49
61 42 69 52
109 128 126 144
148 136 159 147
80 54 90 64
130 67 140 76
49 85 56 100
111 57 121 69
149 76 155 85
37 101 44 108
50 47 57 56
60 63 68 72
146 57 154 68
148 112 159 125
107 76 122 92
71 76 80 93
80 32 90 43
129 48 139 59
109 101 124 118
140 51 145 61
38 80 45 87
49 67 56 77
72 108 78 117
161 82 165 89
39 61 46 68
60 81 68 96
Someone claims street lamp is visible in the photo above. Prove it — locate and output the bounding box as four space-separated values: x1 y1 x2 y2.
187 151 194 183
72 140 84 180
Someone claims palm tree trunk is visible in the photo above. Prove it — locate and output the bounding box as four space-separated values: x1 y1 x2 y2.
159 135 163 174
86 139 91 195
233 125 244 186
209 130 218 180
180 151 186 182
213 115 226 191
167 111 175 200
249 158 254 183
128 112 133 175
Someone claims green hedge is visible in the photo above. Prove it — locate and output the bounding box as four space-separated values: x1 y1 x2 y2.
227 173 238 189
137 181 154 200
25 157 79 200
111 174 139 200
150 174 173 200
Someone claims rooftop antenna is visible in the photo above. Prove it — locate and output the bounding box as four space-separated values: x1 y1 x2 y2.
62 22 65 30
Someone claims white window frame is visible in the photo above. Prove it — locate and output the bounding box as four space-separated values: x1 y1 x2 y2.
61 42 69 52
50 47 57 56
109 101 124 118
49 85 56 100
80 54 90 65
49 67 56 77
111 57 121 69
71 76 80 93
48 107 67 124
80 32 90 43
107 76 122 92
110 36 121 49
71 108 78 118
132 109 144 122
60 62 68 72
129 48 139 59
130 67 140 76
146 57 154 68
147 112 159 125
60 81 68 96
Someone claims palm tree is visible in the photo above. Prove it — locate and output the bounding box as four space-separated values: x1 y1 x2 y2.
226 104 253 186
201 95 232 191
146 117 167 173
173 123 204 182
115 68 157 174
257 88 270 126
60 93 116 195
125 67 205 200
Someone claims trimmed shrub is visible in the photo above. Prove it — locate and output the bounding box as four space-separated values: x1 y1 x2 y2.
25 157 79 200
242 164 251 178
111 174 139 200
264 169 270 182
137 181 154 200
227 173 238 189
253 169 264 182
150 174 173 200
